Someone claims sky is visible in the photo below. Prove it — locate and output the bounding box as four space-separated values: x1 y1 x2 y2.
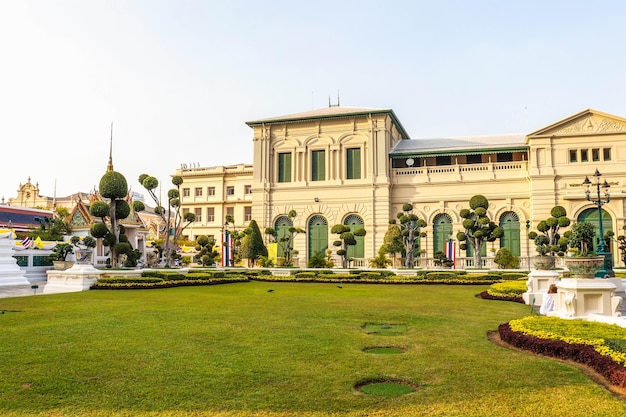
2 0 626 203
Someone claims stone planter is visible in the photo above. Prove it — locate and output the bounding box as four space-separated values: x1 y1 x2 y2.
75 249 93 265
53 260 74 270
564 256 604 278
531 256 556 270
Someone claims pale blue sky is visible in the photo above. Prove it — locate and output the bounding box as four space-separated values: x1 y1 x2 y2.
2 0 626 201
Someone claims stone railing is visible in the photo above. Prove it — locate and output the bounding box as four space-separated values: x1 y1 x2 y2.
393 161 528 182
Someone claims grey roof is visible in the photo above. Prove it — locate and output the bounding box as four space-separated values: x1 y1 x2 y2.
246 106 411 138
390 133 527 156
246 106 391 124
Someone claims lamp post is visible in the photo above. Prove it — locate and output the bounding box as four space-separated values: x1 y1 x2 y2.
582 169 614 278
525 219 530 270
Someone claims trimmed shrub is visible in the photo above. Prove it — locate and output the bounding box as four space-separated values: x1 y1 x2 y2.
97 277 164 284
501 273 528 280
425 272 456 280
360 272 385 279
295 272 317 279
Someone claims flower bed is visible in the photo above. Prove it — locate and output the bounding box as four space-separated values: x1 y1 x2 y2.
499 316 626 388
480 280 527 302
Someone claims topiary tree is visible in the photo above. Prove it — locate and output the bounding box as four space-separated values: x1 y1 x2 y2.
265 210 305 266
494 247 520 269
529 206 571 256
331 224 366 269
378 222 403 268
568 221 596 256
138 174 195 267
239 220 268 267
389 203 426 268
89 170 131 268
457 195 504 269
194 235 218 266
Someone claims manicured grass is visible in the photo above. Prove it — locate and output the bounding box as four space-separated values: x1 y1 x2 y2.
1 281 626 416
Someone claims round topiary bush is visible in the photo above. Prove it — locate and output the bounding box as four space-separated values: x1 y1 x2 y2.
99 171 128 199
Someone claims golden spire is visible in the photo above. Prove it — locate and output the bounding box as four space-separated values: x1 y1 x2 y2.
106 122 114 172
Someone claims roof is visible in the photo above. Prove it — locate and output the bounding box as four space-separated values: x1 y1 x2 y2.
390 133 528 157
246 106 410 139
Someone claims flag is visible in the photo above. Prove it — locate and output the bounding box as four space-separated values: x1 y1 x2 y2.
445 241 456 269
21 236 32 249
222 232 231 267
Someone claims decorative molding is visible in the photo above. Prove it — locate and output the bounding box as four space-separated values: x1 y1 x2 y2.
552 116 626 136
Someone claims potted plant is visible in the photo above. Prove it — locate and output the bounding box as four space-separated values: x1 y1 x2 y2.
564 221 604 278
49 242 74 270
71 235 97 264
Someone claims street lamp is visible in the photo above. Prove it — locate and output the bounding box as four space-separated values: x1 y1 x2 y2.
582 169 614 278
525 219 530 271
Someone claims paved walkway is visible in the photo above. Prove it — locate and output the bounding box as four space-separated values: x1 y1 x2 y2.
0 283 47 298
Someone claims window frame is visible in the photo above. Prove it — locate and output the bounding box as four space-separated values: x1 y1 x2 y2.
311 149 326 181
346 147 361 180
226 186 235 196
278 152 292 183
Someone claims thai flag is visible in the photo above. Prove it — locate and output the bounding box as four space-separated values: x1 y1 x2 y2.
21 236 32 249
445 241 456 269
222 232 231 267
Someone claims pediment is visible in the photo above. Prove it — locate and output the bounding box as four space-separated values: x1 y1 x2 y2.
528 109 626 138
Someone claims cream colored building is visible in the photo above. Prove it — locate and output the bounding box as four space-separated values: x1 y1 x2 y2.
175 164 254 242
177 107 626 268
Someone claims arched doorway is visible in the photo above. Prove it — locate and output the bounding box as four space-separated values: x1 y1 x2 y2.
308 215 328 259
577 208 613 255
344 214 365 259
433 214 453 256
499 212 521 256
274 215 293 258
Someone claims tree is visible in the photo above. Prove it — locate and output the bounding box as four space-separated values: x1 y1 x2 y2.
456 195 504 268
138 174 195 267
239 220 268 267
568 221 596 256
194 235 218 266
531 206 571 256
265 210 305 266
331 224 366 268
89 170 131 268
389 203 426 268
617 227 626 266
379 222 403 268
494 247 520 269
433 251 454 267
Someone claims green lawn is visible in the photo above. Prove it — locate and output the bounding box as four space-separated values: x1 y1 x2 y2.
1 281 625 416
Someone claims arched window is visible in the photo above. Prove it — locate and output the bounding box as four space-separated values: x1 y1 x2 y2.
344 214 365 259
308 215 328 259
578 208 613 254
274 216 293 258
433 214 453 256
499 212 521 256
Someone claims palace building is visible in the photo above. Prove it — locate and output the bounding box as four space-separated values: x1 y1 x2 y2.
177 106 626 268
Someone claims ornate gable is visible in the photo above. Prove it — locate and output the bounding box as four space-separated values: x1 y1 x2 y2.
528 109 626 139
69 199 94 228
